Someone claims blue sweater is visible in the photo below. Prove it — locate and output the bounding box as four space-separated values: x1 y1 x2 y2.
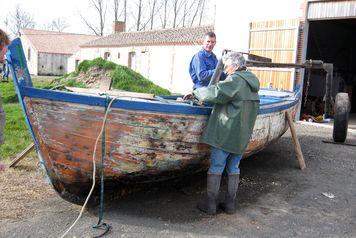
189 48 218 89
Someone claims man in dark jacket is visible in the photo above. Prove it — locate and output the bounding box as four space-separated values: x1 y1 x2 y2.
193 51 260 215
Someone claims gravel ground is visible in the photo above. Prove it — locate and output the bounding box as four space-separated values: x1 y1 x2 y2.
0 124 355 238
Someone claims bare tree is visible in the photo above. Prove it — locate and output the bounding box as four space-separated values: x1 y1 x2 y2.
123 0 127 23
80 0 107 36
9 4 35 37
172 0 184 28
135 0 143 31
159 0 170 29
113 0 120 21
138 0 163 31
190 0 202 26
51 18 69 32
198 0 206 26
181 0 188 27
42 23 54 31
177 0 196 27
149 0 158 30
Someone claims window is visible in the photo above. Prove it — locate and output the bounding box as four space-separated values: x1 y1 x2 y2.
117 52 121 59
75 60 80 71
27 48 31 61
128 52 136 69
104 52 110 60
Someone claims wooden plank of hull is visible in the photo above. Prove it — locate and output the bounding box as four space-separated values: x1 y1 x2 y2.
24 97 298 203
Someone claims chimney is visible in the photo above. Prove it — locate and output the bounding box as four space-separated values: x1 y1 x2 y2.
113 21 125 33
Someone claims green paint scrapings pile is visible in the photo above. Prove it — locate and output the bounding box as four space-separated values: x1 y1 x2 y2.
51 58 171 95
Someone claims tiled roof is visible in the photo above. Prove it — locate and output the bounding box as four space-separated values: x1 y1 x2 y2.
82 25 214 48
20 28 99 55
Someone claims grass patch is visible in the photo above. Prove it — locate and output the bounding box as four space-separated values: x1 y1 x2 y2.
0 103 33 158
0 77 52 158
78 58 117 73
110 65 171 95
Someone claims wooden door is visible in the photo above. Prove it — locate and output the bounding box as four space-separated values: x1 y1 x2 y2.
249 19 300 91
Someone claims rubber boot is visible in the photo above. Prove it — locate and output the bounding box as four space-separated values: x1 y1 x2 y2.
197 174 222 215
221 174 239 214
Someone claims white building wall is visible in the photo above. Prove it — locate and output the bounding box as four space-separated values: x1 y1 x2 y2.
68 51 80 73
74 44 202 94
214 0 303 53
37 53 69 76
20 35 38 75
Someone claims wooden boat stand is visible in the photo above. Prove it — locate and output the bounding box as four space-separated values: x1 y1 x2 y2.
9 143 34 168
286 111 306 170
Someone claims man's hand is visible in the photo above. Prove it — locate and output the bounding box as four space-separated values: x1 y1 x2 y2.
183 93 194 101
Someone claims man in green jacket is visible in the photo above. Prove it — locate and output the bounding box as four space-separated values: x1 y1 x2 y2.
193 51 260 215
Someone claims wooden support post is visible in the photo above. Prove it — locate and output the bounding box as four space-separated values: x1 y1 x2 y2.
286 111 306 170
9 143 35 168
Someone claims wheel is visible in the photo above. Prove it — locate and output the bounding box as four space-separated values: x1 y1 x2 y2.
333 93 350 142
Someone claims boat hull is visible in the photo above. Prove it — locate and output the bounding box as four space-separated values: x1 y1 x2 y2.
25 96 297 204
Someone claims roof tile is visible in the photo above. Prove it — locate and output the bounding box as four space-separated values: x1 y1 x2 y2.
20 28 99 55
82 25 214 47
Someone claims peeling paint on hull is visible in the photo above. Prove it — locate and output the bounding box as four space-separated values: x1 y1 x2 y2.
25 97 297 204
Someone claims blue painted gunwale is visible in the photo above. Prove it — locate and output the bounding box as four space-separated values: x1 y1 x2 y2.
21 86 300 116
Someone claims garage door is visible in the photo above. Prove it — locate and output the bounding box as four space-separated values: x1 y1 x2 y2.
248 19 300 91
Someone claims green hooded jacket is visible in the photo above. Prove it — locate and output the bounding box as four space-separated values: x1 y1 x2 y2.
193 70 260 154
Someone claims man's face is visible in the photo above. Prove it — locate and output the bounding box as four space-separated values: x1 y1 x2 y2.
0 46 7 63
203 36 216 53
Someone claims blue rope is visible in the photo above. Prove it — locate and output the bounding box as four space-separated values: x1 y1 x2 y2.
92 95 111 237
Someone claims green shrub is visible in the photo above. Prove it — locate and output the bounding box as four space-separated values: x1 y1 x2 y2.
65 58 171 95
77 60 91 73
77 58 117 74
110 65 170 95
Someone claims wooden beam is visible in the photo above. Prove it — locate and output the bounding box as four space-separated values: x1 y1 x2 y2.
286 111 306 170
9 143 35 168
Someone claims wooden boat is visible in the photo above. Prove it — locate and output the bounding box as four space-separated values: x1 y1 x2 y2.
6 39 300 204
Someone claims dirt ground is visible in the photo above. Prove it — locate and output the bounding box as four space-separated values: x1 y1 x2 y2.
0 124 355 238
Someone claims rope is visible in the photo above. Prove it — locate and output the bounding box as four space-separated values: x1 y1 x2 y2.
92 95 112 237
60 96 119 238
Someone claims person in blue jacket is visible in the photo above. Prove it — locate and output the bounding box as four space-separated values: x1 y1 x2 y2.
189 32 219 89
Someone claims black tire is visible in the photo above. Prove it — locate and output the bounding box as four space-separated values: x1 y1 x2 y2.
333 93 350 143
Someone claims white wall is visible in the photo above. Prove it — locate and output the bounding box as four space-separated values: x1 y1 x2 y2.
68 51 80 73
73 44 202 94
37 53 69 76
214 0 303 53
20 35 38 75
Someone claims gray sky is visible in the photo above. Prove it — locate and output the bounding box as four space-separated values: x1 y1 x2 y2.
0 0 216 37
0 0 93 35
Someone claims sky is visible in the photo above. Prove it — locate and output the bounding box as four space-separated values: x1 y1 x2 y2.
0 0 109 35
0 0 302 37
0 0 217 37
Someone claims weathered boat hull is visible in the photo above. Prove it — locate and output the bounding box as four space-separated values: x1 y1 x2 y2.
7 38 300 204
23 95 297 203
